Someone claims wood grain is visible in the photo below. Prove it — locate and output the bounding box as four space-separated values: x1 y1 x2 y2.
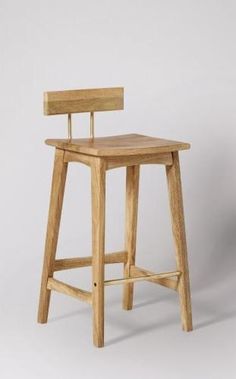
46 134 190 157
44 87 124 115
105 271 180 286
64 150 93 166
64 150 173 170
106 152 173 170
38 148 68 323
166 152 193 331
123 165 140 310
130 266 179 291
39 85 193 347
47 278 92 304
91 157 106 347
54 251 127 271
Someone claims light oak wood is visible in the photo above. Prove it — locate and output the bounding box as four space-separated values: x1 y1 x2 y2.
64 150 93 166
107 152 173 170
47 278 92 304
46 134 190 157
123 165 140 310
39 86 193 347
44 87 124 115
105 270 180 286
166 152 193 331
54 251 127 271
130 265 179 291
63 150 173 170
91 157 106 347
38 148 68 323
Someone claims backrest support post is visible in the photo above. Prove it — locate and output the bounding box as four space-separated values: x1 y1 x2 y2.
90 112 94 139
68 113 72 141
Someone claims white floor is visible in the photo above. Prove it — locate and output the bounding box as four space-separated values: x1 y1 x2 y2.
1 266 235 379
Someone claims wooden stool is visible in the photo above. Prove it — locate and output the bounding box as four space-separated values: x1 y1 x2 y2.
38 87 193 347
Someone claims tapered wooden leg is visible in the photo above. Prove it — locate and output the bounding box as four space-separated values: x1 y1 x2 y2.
91 158 106 347
38 148 68 323
123 165 140 310
166 152 193 331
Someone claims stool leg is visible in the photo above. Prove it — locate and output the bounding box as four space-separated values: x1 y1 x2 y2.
91 158 106 347
38 148 68 323
123 165 140 310
166 152 193 331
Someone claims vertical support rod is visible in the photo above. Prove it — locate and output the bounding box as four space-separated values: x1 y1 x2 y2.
166 152 193 331
90 112 94 139
68 113 72 141
38 148 68 323
91 157 106 347
123 165 140 310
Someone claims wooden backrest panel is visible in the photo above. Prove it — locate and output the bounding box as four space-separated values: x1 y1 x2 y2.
44 87 124 115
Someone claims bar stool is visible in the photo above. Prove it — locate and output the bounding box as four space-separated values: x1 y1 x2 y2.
38 87 193 347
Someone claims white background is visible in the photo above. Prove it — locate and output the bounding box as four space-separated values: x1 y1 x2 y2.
0 1 235 378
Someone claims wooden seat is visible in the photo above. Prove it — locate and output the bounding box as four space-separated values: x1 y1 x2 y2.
38 87 193 348
46 133 190 157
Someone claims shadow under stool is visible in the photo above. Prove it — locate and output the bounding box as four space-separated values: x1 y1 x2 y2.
38 87 193 347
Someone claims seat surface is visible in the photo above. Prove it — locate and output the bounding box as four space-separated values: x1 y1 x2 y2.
46 134 190 157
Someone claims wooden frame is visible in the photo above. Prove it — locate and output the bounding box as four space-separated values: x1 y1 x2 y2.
38 146 193 347
91 157 106 347
130 266 179 291
38 149 68 323
166 152 193 331
63 150 173 169
47 278 92 304
123 165 140 310
105 270 180 286
54 251 127 271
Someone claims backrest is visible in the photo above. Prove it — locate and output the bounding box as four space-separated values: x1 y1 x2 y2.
44 87 124 115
